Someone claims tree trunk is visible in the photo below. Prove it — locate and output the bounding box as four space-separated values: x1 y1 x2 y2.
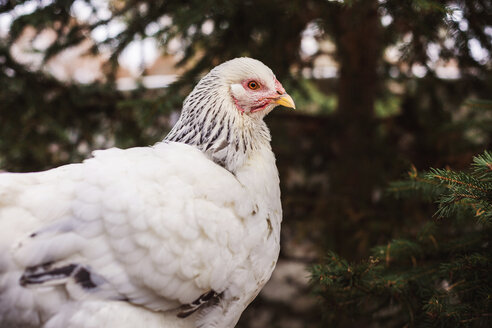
331 1 383 213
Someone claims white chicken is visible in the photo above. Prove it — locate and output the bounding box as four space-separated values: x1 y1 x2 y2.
0 57 295 328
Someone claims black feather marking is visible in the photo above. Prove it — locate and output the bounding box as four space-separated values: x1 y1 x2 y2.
214 139 229 153
205 124 222 150
74 267 97 289
181 134 191 144
215 157 226 168
226 121 231 142
202 102 212 127
20 264 77 286
177 290 221 318
196 94 206 105
251 204 259 216
242 134 247 152
209 125 223 146
20 263 98 290
266 217 273 238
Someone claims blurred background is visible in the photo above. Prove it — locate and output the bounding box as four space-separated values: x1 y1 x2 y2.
0 0 491 327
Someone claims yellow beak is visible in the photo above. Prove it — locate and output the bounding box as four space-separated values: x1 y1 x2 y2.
273 93 296 109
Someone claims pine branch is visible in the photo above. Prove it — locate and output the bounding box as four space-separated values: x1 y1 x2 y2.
472 150 492 181
312 151 492 326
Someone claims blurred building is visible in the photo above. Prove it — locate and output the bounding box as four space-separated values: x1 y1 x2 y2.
10 24 181 90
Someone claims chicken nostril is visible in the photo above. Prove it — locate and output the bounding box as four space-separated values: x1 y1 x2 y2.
276 90 283 95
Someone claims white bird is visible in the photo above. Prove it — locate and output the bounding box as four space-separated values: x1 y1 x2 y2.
0 57 295 328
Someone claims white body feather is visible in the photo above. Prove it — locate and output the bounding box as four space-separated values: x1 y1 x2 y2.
0 141 281 327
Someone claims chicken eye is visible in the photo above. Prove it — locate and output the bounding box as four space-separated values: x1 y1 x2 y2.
248 81 260 90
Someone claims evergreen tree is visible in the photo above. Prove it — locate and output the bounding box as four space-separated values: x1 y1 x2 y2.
311 149 492 327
